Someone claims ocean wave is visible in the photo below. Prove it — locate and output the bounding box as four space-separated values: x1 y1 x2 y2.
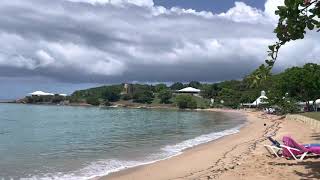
26 125 243 180
161 125 243 154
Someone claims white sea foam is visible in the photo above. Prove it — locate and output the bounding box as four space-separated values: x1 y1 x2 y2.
26 125 243 180
162 125 243 154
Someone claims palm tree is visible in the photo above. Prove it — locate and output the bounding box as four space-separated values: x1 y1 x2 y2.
246 64 272 88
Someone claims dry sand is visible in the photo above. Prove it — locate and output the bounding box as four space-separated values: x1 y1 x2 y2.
98 110 320 180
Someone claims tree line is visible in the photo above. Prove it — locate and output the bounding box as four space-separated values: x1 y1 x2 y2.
23 63 320 112
69 63 320 112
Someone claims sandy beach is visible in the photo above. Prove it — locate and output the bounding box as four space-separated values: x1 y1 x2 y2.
98 109 320 180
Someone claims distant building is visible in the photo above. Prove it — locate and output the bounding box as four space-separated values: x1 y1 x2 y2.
122 83 134 95
242 91 268 107
176 87 201 96
29 91 67 97
297 99 320 112
29 91 54 96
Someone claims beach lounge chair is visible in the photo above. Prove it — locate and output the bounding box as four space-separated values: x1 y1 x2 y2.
264 136 320 159
281 136 320 160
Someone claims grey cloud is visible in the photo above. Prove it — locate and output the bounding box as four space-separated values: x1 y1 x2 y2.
0 0 319 84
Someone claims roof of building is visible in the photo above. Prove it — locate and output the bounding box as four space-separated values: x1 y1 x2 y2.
29 91 54 96
251 95 268 106
178 87 201 93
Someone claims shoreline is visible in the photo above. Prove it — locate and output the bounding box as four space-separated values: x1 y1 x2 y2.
95 109 257 180
3 101 239 112
87 109 247 180
98 109 319 180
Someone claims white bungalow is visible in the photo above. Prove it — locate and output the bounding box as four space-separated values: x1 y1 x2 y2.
29 91 54 96
242 91 268 107
176 87 201 97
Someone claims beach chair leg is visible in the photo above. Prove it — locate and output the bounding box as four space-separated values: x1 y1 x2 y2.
287 148 299 160
264 145 280 158
270 148 280 158
299 152 308 161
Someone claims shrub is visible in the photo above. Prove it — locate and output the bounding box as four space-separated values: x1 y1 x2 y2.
52 95 65 104
121 94 132 100
104 88 121 102
154 84 168 93
86 97 100 106
158 90 172 104
133 90 154 104
175 95 197 109
67 96 84 103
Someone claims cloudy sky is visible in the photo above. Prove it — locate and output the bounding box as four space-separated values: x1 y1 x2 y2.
0 0 319 99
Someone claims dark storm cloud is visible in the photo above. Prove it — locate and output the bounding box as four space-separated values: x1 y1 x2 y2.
0 0 319 83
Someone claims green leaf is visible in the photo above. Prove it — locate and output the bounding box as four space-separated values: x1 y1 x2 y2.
284 0 295 7
307 23 314 30
284 0 290 6
268 45 275 51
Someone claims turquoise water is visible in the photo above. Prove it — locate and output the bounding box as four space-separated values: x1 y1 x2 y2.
0 103 246 179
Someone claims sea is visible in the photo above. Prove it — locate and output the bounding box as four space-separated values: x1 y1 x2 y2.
0 103 246 180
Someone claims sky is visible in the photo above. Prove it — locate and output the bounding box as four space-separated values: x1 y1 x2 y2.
0 0 319 99
153 0 265 13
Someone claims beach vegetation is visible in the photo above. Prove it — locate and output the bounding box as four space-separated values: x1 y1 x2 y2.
52 95 65 104
86 97 100 106
71 85 123 100
200 84 221 99
175 95 197 109
193 96 210 109
154 84 168 93
33 62 320 113
268 63 320 112
132 86 154 104
121 94 132 100
216 88 242 109
104 87 121 102
25 95 66 104
67 96 85 103
158 90 173 104
133 91 154 104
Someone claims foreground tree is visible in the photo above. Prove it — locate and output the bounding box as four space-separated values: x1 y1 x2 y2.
266 0 320 67
248 0 320 87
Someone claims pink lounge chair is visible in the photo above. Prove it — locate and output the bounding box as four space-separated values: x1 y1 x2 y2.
282 136 320 160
